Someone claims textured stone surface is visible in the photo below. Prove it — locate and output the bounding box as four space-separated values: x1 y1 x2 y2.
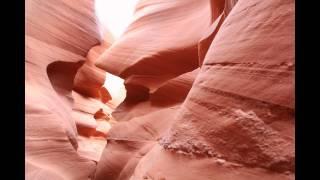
25 0 113 179
95 0 213 92
94 0 294 179
26 0 294 179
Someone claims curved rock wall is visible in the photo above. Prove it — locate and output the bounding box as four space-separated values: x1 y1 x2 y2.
26 0 113 179
94 0 294 179
26 0 294 179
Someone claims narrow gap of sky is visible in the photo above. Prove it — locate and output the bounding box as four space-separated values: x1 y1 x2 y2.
95 1 140 103
95 0 140 39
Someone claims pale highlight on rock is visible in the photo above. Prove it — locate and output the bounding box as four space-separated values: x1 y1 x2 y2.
25 0 295 179
94 0 139 39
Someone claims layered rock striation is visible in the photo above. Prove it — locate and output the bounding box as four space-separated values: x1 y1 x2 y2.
25 0 295 179
94 0 294 179
26 0 114 179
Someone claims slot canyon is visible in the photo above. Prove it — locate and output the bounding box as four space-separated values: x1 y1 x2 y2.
25 0 295 179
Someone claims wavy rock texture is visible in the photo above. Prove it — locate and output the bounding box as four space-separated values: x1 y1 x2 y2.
26 0 294 179
94 0 294 180
25 0 113 179
95 0 213 92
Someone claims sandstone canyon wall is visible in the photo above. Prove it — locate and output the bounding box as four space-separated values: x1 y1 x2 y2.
26 0 114 179
26 0 295 180
94 0 294 179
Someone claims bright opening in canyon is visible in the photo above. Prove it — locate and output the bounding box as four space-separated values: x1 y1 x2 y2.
94 0 139 39
103 73 126 107
94 0 140 108
26 0 295 179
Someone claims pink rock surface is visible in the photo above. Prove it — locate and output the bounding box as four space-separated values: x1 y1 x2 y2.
26 0 294 179
94 0 294 179
161 0 294 171
95 0 213 91
26 0 113 179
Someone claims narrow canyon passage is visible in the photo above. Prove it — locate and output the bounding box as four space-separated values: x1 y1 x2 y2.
25 0 295 180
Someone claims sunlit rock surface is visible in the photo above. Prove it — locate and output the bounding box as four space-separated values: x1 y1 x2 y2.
26 0 114 179
25 0 294 179
94 0 294 180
